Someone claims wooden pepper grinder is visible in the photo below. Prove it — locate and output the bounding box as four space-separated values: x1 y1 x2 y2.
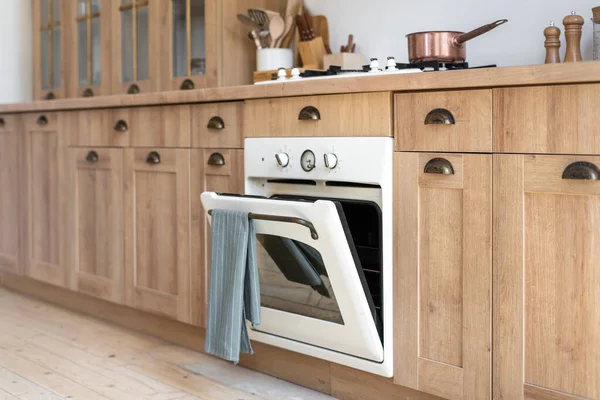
563 11 584 62
544 21 561 63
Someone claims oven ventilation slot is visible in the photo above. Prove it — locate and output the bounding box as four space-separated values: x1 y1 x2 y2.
207 209 319 240
325 181 381 189
267 179 317 186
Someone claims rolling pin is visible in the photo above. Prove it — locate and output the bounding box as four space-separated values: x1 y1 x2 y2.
563 11 584 62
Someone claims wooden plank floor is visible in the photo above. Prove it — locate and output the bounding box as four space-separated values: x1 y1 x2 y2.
0 287 335 400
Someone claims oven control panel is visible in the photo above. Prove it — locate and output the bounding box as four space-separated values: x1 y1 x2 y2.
245 137 393 184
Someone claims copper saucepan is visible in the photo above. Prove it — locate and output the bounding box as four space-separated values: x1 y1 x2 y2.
406 19 508 63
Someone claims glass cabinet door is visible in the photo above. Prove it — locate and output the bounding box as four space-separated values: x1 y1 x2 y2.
115 0 152 94
75 0 102 96
37 0 63 99
168 0 209 90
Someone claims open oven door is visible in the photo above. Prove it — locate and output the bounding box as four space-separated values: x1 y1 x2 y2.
201 192 383 362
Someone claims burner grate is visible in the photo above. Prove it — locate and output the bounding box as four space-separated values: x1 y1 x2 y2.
294 60 497 80
395 61 497 71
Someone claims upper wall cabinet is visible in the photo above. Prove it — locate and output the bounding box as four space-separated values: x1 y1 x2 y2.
33 0 286 98
111 0 159 94
159 0 217 91
67 0 112 97
33 0 68 100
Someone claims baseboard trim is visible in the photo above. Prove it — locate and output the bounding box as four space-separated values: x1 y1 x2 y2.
0 272 440 400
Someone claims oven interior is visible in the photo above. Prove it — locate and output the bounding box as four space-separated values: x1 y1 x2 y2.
264 194 384 341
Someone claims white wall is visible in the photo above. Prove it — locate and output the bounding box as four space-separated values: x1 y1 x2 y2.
0 1 32 103
304 0 597 67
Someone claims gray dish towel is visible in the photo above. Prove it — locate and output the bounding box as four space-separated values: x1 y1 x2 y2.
205 209 261 363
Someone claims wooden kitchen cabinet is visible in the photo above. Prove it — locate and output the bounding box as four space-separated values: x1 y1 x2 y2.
64 109 131 147
32 0 69 100
0 116 22 275
159 0 218 91
159 0 286 91
23 113 68 287
244 93 393 138
110 0 159 94
65 147 124 303
394 152 492 400
493 154 600 400
66 0 112 97
190 149 243 327
127 105 191 148
124 148 192 323
191 102 244 149
494 85 600 154
395 90 493 153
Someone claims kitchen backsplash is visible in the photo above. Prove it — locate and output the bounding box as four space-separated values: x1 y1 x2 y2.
304 0 597 67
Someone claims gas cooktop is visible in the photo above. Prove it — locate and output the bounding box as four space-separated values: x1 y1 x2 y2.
255 57 497 85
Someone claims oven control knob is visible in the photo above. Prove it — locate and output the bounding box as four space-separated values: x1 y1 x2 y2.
275 152 290 167
323 153 338 169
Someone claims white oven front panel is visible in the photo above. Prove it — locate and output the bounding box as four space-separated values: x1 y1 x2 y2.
201 192 384 362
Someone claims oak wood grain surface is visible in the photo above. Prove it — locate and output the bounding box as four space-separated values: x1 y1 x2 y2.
494 84 600 154
7 62 600 113
24 113 68 288
0 286 267 400
395 152 492 400
244 92 393 137
493 154 600 400
0 272 442 400
124 148 192 323
65 147 124 303
190 148 244 328
0 115 21 275
395 90 492 152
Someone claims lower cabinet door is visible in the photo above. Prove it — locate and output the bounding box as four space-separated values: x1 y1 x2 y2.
124 148 192 323
66 148 124 303
0 116 21 274
24 114 68 287
394 152 492 400
494 154 600 400
191 149 244 327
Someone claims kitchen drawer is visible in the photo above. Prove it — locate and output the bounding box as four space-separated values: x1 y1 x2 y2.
0 114 18 132
23 112 59 132
67 110 130 147
494 84 600 154
395 90 492 152
128 106 191 148
244 93 393 137
192 102 243 148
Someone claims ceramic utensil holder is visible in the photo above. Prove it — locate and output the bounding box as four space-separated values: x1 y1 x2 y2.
298 37 327 69
257 49 294 72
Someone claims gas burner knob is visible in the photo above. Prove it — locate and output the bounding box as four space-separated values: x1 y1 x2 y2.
369 58 381 72
386 56 397 70
275 153 290 167
323 153 338 169
277 68 287 81
291 67 301 79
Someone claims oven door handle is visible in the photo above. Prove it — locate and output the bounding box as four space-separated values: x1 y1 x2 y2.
207 210 319 240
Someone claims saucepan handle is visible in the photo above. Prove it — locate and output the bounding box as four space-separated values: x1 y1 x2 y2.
453 19 508 45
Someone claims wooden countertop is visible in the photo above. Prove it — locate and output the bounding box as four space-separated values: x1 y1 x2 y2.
2 62 600 113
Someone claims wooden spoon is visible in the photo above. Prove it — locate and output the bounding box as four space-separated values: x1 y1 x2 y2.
279 0 302 48
264 9 285 48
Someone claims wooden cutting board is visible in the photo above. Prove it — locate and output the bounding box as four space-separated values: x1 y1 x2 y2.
312 15 331 54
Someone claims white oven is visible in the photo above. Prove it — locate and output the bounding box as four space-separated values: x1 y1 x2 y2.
201 137 393 377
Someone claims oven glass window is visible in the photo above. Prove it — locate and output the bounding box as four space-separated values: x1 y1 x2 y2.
256 234 344 325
